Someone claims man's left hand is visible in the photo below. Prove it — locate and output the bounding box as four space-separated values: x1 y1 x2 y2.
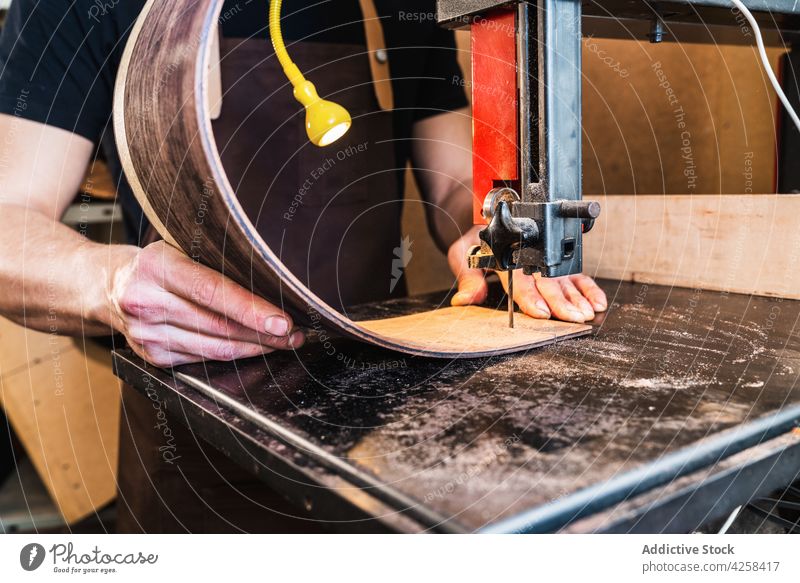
447 226 608 323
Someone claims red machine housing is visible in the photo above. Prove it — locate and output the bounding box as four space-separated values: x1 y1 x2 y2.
470 10 518 224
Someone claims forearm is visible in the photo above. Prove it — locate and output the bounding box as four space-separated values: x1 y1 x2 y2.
410 110 475 252
0 204 135 336
426 183 474 253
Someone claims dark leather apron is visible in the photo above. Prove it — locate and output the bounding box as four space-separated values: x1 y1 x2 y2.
211 38 404 313
117 37 405 533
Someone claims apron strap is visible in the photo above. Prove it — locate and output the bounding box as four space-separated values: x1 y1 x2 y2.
208 27 223 120
358 0 395 111
208 3 395 114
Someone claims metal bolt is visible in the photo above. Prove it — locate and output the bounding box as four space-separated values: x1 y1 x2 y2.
559 200 602 219
648 17 666 43
375 49 388 64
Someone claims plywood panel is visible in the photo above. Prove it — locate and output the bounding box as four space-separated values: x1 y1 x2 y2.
0 319 120 524
584 194 800 299
362 306 591 354
583 39 784 195
405 35 785 295
0 317 55 379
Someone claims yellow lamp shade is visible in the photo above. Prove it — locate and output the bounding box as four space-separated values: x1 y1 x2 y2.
293 80 351 147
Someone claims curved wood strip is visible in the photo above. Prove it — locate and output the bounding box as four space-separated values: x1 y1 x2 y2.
113 0 590 358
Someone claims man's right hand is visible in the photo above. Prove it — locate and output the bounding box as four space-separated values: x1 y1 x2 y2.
106 241 304 368
0 117 301 368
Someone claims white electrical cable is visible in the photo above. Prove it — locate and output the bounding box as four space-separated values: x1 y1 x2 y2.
730 0 800 134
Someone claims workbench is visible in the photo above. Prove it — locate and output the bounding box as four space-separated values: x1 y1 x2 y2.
112 280 800 533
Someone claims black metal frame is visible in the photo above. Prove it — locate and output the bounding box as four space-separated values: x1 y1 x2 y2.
114 350 800 533
438 0 800 32
113 353 443 533
484 411 800 533
515 0 586 278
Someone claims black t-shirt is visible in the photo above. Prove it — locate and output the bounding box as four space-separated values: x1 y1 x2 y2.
0 0 467 244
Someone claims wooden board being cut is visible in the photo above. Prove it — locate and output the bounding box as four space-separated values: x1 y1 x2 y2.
360 306 591 356
113 0 588 358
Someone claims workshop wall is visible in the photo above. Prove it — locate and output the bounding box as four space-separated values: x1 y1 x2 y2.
582 38 784 197
402 34 785 295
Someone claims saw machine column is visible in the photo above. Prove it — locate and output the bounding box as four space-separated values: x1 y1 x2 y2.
442 0 600 284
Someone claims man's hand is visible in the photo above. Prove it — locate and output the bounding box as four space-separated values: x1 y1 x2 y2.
106 241 304 367
0 117 301 369
409 112 606 323
447 226 607 323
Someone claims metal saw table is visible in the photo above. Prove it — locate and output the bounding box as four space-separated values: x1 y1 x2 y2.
112 280 800 533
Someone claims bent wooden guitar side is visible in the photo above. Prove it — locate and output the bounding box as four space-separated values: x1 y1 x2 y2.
113 0 590 358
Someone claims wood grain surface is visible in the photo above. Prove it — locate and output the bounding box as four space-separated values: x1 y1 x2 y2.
113 0 589 358
584 194 800 300
0 319 120 524
361 306 590 354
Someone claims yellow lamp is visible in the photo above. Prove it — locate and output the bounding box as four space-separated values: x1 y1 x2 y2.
269 0 352 147
293 80 352 147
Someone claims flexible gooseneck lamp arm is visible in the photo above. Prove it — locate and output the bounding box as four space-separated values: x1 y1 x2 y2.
269 0 352 147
